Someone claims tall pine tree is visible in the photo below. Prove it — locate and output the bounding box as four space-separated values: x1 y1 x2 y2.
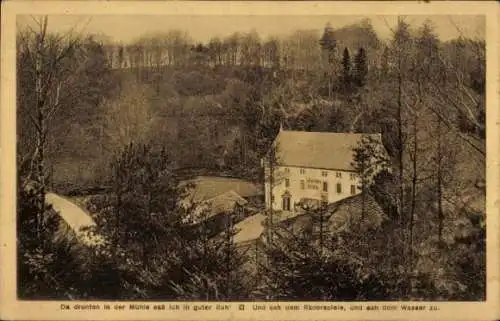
353 47 368 87
341 47 352 90
319 23 337 99
380 45 390 77
319 23 337 64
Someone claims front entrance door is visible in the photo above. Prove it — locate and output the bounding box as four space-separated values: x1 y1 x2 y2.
282 196 291 211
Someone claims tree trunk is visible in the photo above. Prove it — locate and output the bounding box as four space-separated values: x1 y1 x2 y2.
396 16 410 298
268 153 274 244
437 117 444 245
143 191 152 268
361 158 366 222
115 192 121 250
35 41 46 242
397 54 404 225
225 214 233 298
317 209 324 257
409 114 418 278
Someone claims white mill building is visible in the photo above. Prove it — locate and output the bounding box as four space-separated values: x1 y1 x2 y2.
262 128 386 212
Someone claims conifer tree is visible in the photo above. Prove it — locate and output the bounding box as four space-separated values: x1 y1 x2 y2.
351 135 390 221
166 208 249 300
104 142 180 267
319 23 337 98
259 225 390 300
319 23 337 64
380 45 390 77
353 47 368 87
341 47 352 91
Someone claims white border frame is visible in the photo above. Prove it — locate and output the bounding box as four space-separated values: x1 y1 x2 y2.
1 2 498 320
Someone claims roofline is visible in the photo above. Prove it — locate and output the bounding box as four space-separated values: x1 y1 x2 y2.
278 130 382 136
273 164 358 173
271 130 382 148
262 130 385 172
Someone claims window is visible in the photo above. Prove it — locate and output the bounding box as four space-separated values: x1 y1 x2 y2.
285 178 290 187
300 168 306 174
321 171 328 177
336 172 342 178
323 182 328 192
300 180 305 189
351 185 357 195
350 173 356 180
336 183 342 194
284 167 290 173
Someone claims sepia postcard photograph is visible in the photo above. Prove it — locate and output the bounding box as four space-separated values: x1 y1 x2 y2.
0 1 499 320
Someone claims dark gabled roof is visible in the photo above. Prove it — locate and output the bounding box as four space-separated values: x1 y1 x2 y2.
326 193 388 233
206 190 248 216
272 130 383 171
278 193 388 235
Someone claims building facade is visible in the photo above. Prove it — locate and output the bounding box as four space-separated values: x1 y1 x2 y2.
263 129 385 212
265 165 360 211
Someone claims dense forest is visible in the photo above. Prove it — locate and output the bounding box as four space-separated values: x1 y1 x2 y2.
17 17 485 300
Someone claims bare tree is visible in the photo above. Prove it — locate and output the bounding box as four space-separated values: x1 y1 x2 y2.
319 22 338 99
240 30 262 67
283 29 322 72
264 142 277 243
224 32 242 66
425 26 485 157
391 17 412 225
17 16 81 240
103 80 155 151
262 133 287 246
436 114 444 244
262 37 280 69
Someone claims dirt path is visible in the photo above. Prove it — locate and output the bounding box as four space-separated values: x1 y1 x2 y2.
46 193 104 246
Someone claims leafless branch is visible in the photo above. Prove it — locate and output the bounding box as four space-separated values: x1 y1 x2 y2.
425 97 485 158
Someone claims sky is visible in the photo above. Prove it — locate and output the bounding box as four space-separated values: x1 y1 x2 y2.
17 14 485 44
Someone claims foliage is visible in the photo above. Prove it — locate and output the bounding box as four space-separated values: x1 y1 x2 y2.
79 143 251 300
165 219 250 300
259 226 394 300
17 183 137 299
352 135 391 188
17 22 118 192
92 143 180 265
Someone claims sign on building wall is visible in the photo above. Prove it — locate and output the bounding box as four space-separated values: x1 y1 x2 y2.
306 178 321 190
